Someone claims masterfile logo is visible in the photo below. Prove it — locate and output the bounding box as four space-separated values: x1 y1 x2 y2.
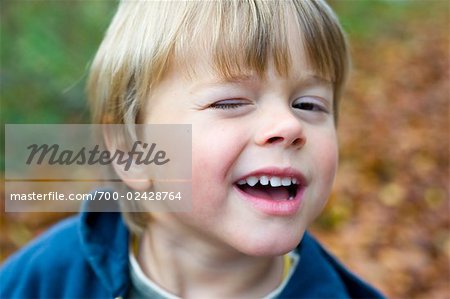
25 141 170 171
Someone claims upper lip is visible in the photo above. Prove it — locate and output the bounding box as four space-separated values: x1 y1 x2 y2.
234 167 307 186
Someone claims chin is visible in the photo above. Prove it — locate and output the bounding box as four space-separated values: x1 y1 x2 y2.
233 229 306 257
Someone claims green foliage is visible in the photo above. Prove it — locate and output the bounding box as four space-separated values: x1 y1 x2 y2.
1 0 117 124
330 0 448 41
0 0 118 169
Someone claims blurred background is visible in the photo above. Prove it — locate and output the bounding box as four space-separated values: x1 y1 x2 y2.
0 0 449 298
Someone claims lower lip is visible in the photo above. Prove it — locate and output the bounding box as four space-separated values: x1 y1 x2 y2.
234 185 305 216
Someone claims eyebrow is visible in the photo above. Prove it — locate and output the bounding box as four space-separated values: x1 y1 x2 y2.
291 73 332 86
190 73 331 94
190 75 257 93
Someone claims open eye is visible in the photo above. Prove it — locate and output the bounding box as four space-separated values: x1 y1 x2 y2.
209 99 251 110
292 97 329 113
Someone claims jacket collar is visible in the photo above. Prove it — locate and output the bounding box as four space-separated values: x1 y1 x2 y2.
78 200 130 298
282 232 385 298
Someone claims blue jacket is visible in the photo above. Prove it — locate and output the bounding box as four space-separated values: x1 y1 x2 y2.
0 203 385 298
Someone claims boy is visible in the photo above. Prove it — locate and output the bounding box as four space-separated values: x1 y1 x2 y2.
1 1 385 298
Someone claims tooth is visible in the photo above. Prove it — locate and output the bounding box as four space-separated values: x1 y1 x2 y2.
237 179 246 185
292 178 298 184
270 177 281 187
281 177 292 186
259 176 269 185
246 176 258 187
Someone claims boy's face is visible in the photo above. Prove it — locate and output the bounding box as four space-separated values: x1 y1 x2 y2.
143 36 337 256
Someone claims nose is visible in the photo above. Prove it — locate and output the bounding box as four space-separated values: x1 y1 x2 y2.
254 107 306 150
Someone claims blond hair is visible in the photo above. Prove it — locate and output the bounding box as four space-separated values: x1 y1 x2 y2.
87 0 350 233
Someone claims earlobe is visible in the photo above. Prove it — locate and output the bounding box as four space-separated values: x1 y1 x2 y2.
102 125 153 191
114 165 153 192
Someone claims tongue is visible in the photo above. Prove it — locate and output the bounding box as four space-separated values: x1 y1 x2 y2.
240 185 290 201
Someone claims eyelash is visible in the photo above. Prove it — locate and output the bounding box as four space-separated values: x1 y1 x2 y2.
209 99 249 110
209 103 244 110
292 98 328 112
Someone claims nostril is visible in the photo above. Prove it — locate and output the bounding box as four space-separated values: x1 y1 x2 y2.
292 138 305 146
267 137 284 144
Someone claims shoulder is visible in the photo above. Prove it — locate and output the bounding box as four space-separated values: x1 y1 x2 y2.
280 232 385 298
1 215 81 273
0 215 107 298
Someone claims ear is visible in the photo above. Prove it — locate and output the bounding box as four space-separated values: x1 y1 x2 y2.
102 124 152 191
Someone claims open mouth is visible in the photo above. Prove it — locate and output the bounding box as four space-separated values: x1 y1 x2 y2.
235 176 300 201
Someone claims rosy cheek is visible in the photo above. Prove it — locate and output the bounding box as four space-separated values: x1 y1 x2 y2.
322 149 338 185
324 142 338 175
191 139 225 198
318 142 338 197
310 133 338 189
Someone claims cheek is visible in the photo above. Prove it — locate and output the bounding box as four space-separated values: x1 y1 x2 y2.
317 141 338 186
190 124 246 204
313 129 338 184
306 132 338 217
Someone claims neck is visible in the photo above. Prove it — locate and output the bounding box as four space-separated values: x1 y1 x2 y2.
137 223 284 298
